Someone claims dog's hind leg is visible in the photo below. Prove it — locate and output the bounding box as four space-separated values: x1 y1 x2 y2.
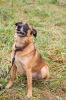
6 64 17 88
41 66 49 80
32 66 49 80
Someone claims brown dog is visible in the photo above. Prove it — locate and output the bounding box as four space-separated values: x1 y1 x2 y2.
6 22 49 97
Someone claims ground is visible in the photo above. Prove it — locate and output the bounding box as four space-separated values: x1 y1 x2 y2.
0 0 66 100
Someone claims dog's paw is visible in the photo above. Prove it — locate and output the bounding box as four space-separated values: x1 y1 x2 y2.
6 85 10 89
27 93 32 98
6 82 13 89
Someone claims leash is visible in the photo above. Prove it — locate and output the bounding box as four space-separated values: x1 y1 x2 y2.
0 44 29 79
0 61 13 79
0 53 14 79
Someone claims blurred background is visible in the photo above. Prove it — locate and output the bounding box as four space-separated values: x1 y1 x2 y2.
0 0 66 100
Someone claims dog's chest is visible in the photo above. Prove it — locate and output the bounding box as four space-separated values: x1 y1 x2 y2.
14 55 28 74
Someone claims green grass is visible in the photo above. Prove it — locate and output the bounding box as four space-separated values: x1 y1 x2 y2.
0 0 66 100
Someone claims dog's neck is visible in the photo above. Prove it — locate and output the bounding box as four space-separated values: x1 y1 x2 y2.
14 33 33 47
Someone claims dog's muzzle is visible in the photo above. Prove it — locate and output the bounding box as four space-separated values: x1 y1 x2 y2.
16 31 26 37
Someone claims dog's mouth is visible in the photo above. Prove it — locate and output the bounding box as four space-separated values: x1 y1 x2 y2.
16 31 26 37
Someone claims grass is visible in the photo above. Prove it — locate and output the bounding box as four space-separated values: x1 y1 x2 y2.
0 0 66 100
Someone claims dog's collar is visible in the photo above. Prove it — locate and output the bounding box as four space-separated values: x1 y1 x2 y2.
15 44 29 53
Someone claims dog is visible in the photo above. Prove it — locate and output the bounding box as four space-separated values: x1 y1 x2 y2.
6 22 49 97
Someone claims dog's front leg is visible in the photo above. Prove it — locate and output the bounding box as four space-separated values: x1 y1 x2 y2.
26 68 32 98
6 64 17 88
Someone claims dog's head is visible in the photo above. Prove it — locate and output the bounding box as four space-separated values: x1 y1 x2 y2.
15 22 37 37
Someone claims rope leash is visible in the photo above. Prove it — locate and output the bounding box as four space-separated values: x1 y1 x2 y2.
0 44 29 79
0 58 15 79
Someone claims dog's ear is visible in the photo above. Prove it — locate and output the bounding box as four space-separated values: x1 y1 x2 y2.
31 28 37 37
15 22 18 26
15 22 23 26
